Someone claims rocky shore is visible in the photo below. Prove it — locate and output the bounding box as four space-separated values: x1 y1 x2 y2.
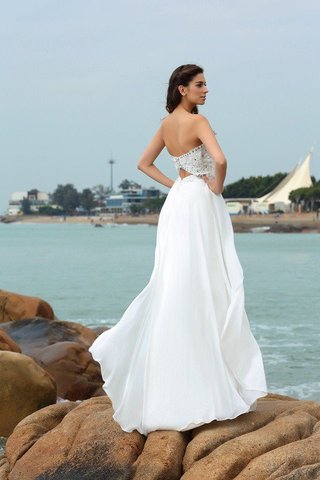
0 289 320 479
1 211 320 233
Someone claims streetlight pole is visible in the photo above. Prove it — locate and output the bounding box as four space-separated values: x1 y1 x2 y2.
108 156 115 193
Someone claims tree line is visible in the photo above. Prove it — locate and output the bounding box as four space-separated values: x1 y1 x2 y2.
22 181 165 215
288 182 320 211
22 184 111 215
21 173 320 215
222 173 320 210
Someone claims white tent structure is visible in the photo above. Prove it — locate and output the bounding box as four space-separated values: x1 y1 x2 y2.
256 149 313 212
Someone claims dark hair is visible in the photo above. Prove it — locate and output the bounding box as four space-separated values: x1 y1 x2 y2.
166 64 204 114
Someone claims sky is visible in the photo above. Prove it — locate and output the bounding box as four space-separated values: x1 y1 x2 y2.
1 0 319 214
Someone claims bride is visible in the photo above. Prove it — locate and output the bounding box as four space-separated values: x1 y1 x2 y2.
89 64 268 436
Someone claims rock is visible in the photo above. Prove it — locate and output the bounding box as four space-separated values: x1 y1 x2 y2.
0 290 54 323
0 318 102 400
182 393 299 471
0 351 57 437
0 328 21 352
235 420 320 479
35 341 104 400
4 397 145 480
0 317 97 355
133 430 189 480
91 325 110 336
1 394 320 479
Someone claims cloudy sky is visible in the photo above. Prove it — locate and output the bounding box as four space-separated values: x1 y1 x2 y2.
1 0 319 213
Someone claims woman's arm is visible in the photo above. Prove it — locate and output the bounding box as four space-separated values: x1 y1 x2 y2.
137 125 175 189
195 115 227 194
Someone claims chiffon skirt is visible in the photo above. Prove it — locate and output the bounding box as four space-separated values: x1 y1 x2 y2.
88 174 268 435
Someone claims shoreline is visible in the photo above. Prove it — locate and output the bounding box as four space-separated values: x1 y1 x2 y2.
1 212 320 233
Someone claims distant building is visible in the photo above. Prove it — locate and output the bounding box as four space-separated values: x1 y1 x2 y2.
224 198 269 215
7 189 50 215
105 182 164 214
225 149 313 214
255 150 313 213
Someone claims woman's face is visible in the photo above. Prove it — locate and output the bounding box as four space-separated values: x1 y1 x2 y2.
181 73 209 105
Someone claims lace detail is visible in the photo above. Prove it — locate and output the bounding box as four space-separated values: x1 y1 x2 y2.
172 144 215 180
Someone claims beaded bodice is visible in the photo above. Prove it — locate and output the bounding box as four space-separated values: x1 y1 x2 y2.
171 144 215 180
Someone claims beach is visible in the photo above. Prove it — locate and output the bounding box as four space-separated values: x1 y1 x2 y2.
2 211 320 233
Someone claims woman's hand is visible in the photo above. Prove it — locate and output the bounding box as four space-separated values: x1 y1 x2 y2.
202 175 223 195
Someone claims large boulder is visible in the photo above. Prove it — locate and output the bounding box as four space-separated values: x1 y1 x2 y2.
0 290 55 323
1 394 320 479
0 351 57 437
0 318 103 400
0 317 97 355
35 341 104 400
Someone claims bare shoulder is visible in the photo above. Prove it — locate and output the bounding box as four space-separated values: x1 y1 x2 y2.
193 113 216 134
160 114 170 126
194 113 207 121
192 113 211 126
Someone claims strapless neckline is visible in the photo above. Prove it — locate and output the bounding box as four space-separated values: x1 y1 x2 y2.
171 144 204 159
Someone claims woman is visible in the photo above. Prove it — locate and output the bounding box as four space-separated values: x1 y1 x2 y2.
89 64 268 436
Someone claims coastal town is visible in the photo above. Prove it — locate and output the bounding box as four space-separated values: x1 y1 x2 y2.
1 149 320 232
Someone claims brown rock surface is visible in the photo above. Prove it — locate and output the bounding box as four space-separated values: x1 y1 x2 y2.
91 325 110 335
34 341 104 400
0 328 21 352
235 420 320 479
0 318 103 400
0 290 54 323
1 393 320 479
0 351 57 437
4 397 145 480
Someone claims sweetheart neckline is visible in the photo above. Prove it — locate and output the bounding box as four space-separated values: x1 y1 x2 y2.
171 143 204 159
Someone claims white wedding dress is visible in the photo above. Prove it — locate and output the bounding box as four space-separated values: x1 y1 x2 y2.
89 143 268 435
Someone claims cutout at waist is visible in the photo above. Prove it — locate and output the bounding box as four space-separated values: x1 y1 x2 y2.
178 167 206 180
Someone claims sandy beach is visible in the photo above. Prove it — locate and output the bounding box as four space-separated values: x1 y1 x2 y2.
1 212 320 233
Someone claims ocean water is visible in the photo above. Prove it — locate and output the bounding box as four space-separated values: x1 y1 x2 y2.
0 223 319 401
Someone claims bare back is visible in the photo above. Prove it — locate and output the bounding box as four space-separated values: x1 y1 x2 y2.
137 105 225 189
162 111 202 158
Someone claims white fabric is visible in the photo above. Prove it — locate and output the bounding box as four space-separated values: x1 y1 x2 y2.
89 147 268 436
172 143 215 179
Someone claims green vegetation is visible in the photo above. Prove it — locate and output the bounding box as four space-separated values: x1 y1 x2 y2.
80 188 96 214
52 184 80 214
17 174 320 217
223 173 288 198
289 182 320 211
38 206 63 216
222 173 320 211
92 184 111 207
130 196 167 214
51 184 106 214
119 180 141 190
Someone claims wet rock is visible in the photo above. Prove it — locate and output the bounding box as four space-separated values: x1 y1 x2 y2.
0 290 54 323
0 317 97 355
0 351 57 437
1 394 320 479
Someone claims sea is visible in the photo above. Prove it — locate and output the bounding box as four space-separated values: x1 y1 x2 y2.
0 222 319 402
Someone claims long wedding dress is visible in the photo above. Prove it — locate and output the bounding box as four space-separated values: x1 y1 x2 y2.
89 143 268 435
